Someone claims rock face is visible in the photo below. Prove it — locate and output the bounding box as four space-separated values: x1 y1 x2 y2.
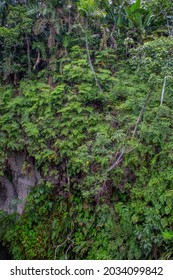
0 152 41 214
0 176 17 213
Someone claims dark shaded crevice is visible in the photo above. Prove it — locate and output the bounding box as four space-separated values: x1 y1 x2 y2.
0 243 11 260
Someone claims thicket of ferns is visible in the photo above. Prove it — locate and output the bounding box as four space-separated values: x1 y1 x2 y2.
0 0 173 260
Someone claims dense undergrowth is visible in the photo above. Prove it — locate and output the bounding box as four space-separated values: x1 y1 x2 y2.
0 0 173 260
0 36 173 259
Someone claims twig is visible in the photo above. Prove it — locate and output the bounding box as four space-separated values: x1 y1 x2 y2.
108 147 125 172
65 242 74 260
132 91 150 137
54 230 73 260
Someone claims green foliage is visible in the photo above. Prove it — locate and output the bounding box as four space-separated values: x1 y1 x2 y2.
129 38 173 81
1 42 173 259
125 0 153 32
0 4 34 81
77 0 106 18
0 1 173 260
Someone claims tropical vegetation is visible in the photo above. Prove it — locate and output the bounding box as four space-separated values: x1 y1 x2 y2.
0 0 173 260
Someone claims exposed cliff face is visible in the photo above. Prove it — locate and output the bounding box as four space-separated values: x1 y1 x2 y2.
0 176 17 213
0 152 41 214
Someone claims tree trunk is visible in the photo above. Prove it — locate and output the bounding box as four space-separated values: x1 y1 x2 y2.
26 34 31 76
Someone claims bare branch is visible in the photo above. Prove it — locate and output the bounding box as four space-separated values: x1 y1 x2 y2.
132 91 150 137
54 230 73 260
108 147 125 172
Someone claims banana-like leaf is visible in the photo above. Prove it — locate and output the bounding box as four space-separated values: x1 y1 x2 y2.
117 12 123 27
134 12 142 28
132 0 141 12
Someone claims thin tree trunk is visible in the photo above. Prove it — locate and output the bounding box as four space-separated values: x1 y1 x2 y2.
48 26 56 87
25 34 31 76
85 21 105 97
33 50 40 70
160 76 167 106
